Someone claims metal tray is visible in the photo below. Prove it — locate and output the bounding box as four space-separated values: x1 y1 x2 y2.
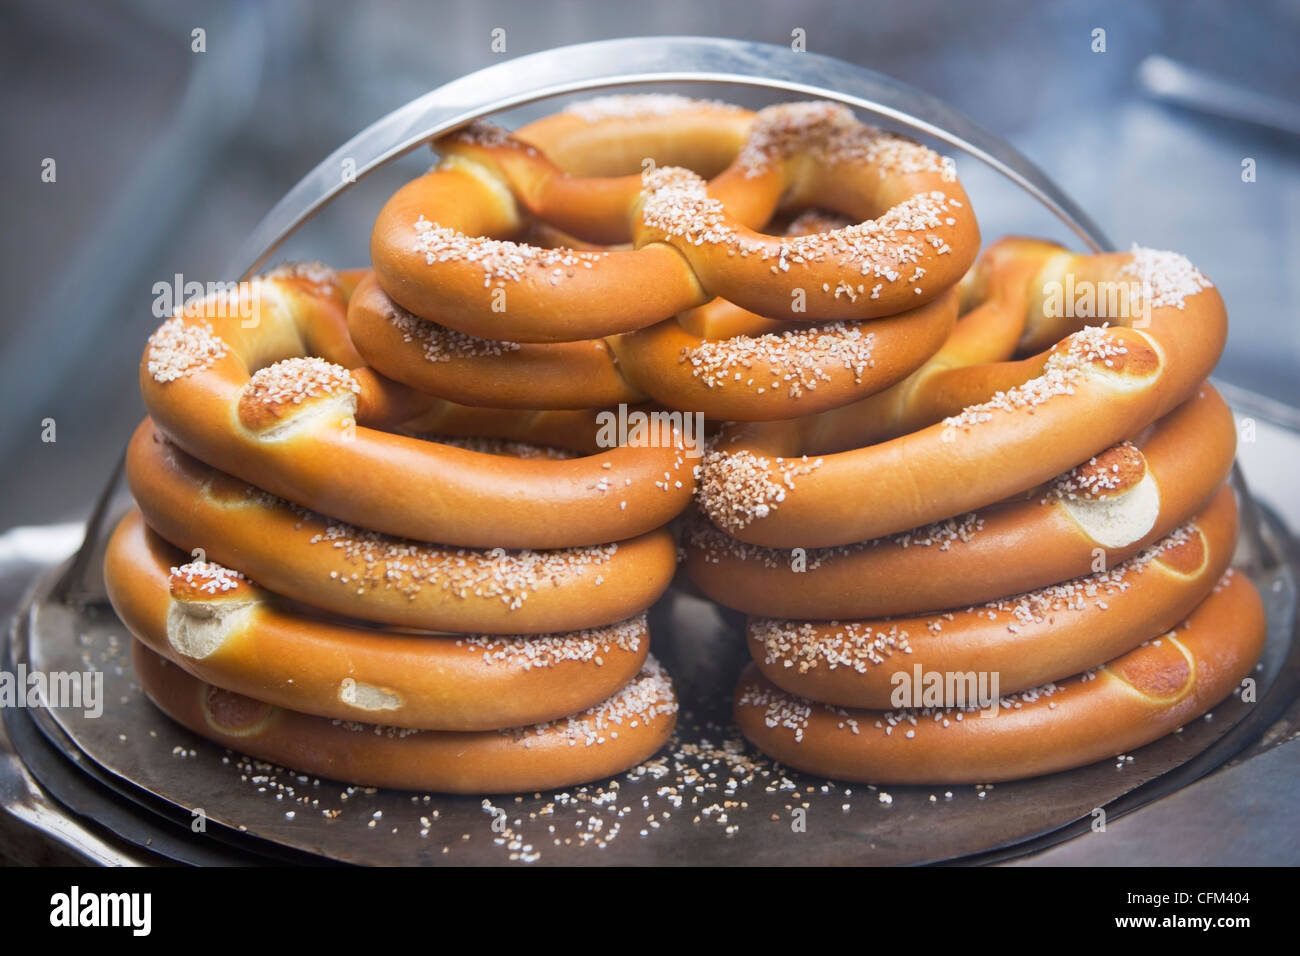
5 486 1297 866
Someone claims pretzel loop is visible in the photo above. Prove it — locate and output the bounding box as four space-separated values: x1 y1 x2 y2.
353 208 962 419
140 265 695 549
695 240 1227 548
370 98 980 344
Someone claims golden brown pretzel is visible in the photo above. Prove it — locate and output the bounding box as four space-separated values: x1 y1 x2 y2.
734 569 1264 784
352 210 960 420
370 97 979 343
606 287 958 421
106 511 649 731
126 420 677 635
696 240 1227 547
747 484 1237 707
687 384 1236 619
138 264 695 548
346 272 644 410
133 640 678 793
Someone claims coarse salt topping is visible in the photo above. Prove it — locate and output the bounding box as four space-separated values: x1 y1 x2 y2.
428 435 576 460
736 680 815 743
330 719 422 739
1122 245 1213 310
940 520 1199 634
687 505 984 568
740 673 1070 745
146 317 228 383
304 509 619 609
682 323 876 397
751 618 912 673
1048 442 1142 501
942 325 1129 431
505 656 678 747
887 512 986 551
169 561 248 595
640 165 955 287
456 614 646 670
736 101 956 182
640 165 735 245
868 679 1066 732
696 450 823 532
245 357 360 406
411 215 607 285
686 520 793 569
262 261 341 290
386 299 521 361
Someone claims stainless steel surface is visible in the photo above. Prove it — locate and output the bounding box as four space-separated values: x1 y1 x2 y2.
1015 736 1300 866
0 733 144 866
0 526 145 866
226 35 1113 279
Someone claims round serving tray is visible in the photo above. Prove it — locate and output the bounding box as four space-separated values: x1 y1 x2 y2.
6 482 1297 866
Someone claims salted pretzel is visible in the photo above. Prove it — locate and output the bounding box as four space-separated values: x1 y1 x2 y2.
370 97 979 343
127 420 677 635
349 234 959 419
138 263 694 549
696 240 1227 548
107 511 650 731
734 569 1264 784
747 484 1237 708
687 384 1236 619
134 641 678 793
609 293 957 421
348 271 643 410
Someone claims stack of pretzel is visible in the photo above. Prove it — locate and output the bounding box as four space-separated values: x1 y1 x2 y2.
106 93 1265 792
688 233 1265 784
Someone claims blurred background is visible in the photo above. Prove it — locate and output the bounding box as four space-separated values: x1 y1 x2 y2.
2 0 1297 531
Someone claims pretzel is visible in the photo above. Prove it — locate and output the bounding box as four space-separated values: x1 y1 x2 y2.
369 98 979 343
106 510 649 731
687 384 1236 619
696 240 1227 547
350 241 959 419
347 271 642 410
747 483 1237 707
607 285 957 423
138 264 694 549
133 640 677 793
127 420 676 635
734 569 1264 784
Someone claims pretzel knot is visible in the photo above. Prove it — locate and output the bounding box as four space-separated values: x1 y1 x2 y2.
691 239 1227 549
732 565 1264 785
351 208 960 419
139 263 695 550
369 98 980 345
